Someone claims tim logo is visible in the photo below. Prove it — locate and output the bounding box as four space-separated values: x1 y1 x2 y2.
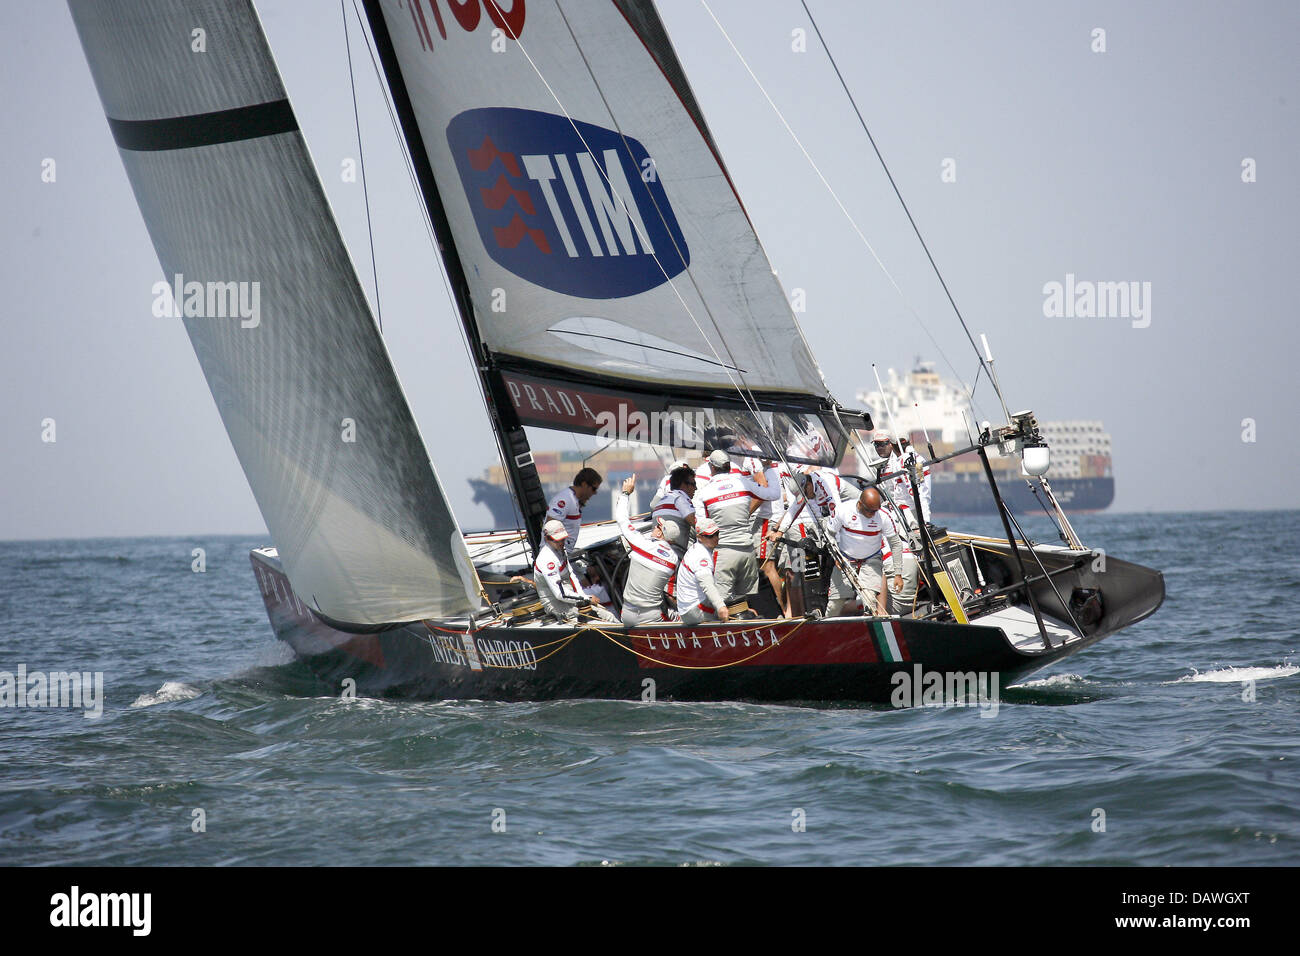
447 107 689 299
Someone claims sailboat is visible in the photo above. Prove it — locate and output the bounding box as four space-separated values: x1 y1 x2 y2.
70 0 1163 703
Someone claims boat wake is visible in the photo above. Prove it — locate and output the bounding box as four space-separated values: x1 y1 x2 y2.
1166 665 1298 685
999 673 1111 705
130 681 203 707
1014 673 1089 689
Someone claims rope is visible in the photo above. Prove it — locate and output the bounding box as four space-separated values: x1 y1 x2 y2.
592 618 810 670
427 612 824 672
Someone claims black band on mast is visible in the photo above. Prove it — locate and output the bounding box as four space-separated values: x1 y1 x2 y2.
108 100 297 151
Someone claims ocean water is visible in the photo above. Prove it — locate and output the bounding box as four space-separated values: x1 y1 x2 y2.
1 511 1296 866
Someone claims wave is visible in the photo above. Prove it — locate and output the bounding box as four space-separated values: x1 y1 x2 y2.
130 681 203 707
1166 665 1299 685
1015 673 1088 688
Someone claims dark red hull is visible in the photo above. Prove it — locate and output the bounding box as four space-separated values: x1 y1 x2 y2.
249 547 1159 704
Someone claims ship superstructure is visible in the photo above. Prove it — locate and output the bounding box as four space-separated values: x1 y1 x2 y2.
850 361 1114 516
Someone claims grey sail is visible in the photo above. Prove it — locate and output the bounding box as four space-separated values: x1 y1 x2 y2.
70 0 481 625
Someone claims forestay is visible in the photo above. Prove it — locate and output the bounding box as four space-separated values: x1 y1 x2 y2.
70 0 481 625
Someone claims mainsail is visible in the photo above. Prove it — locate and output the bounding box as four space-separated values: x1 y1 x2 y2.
362 0 838 540
70 0 481 625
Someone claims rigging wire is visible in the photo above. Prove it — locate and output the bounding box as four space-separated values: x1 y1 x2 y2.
503 1 835 517
344 0 528 536
490 3 880 590
341 0 383 332
798 0 993 388
500 6 777 430
699 0 995 424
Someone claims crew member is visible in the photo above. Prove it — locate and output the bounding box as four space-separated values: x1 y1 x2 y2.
676 518 730 625
823 488 901 618
614 477 684 625
753 458 793 616
692 449 779 603
652 464 697 552
651 459 692 506
872 430 930 533
533 519 617 623
583 566 616 616
694 448 759 488
545 467 602 557
775 464 846 535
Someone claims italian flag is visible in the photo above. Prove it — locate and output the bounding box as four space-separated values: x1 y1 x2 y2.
872 620 907 663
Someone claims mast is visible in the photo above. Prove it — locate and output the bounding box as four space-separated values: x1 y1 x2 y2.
361 0 548 551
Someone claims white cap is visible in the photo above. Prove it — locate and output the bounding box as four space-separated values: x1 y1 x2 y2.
696 517 720 536
542 518 568 540
658 519 684 546
707 449 731 469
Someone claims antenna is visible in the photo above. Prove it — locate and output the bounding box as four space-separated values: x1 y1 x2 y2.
913 402 935 460
980 334 1014 427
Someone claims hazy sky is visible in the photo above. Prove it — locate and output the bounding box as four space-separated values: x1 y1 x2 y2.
2 0 1295 540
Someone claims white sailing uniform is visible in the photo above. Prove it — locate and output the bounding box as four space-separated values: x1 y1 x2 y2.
614 492 681 625
692 471 780 601
675 541 728 624
585 581 614 615
651 487 695 550
545 486 586 555
651 469 693 509
882 449 931 532
777 466 849 538
533 541 586 621
822 506 901 611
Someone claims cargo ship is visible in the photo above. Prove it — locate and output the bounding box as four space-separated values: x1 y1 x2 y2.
853 361 1115 516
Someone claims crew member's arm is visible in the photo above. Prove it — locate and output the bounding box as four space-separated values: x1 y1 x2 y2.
742 468 779 515
695 557 730 623
878 532 893 614
879 510 905 594
744 467 767 514
616 477 656 552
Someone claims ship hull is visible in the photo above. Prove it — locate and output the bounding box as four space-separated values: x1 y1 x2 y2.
250 541 1162 705
932 475 1114 516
